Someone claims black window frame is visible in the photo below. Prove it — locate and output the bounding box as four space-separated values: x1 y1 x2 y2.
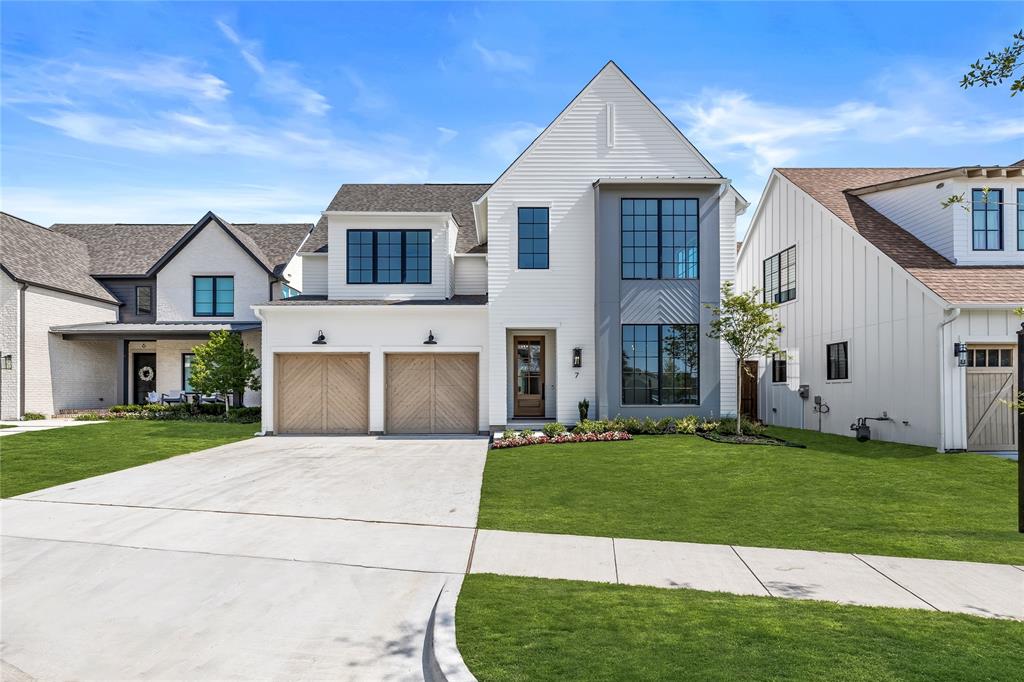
1018 188 1023 251
620 198 699 280
346 229 432 284
621 323 700 406
771 352 787 383
763 245 797 304
517 207 550 270
971 188 1003 251
192 276 234 317
826 341 849 381
135 285 153 315
182 352 195 392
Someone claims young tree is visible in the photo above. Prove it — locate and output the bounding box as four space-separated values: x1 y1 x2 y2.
961 29 1024 97
706 281 782 435
189 330 261 414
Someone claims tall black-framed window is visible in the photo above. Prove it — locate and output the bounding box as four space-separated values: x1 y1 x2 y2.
517 207 549 269
1017 189 1023 251
135 285 152 315
763 246 796 303
772 352 787 383
826 341 849 381
346 230 431 284
182 353 195 392
621 198 699 280
622 323 699 405
193 276 233 317
972 188 1003 251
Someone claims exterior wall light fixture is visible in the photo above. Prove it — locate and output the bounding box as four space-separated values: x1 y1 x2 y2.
572 347 583 368
953 341 968 367
312 330 326 345
1 354 11 370
424 330 437 345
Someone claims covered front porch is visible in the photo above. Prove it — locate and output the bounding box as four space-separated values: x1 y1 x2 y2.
50 322 262 407
505 328 560 426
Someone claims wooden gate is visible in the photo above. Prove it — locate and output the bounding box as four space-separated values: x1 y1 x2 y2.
966 345 1017 451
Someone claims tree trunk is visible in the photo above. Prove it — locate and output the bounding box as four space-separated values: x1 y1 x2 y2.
736 358 743 436
224 395 230 415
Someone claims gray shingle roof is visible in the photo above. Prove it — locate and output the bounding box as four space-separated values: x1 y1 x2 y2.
260 294 488 306
306 183 490 254
1 213 118 303
51 216 312 278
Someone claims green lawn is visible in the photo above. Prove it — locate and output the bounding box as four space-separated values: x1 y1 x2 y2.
0 420 255 497
0 424 16 429
478 427 1023 564
457 574 1024 682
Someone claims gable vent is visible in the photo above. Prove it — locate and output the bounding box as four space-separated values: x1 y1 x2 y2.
606 102 616 148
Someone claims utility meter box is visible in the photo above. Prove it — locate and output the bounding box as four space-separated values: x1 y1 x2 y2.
798 385 810 400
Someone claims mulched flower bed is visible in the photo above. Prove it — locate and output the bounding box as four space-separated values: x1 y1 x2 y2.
699 432 805 448
492 431 633 449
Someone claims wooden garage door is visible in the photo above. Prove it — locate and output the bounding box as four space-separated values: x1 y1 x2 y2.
276 354 368 434
966 345 1017 451
386 353 478 434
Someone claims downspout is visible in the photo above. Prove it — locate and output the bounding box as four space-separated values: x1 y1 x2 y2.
938 307 961 452
18 283 27 418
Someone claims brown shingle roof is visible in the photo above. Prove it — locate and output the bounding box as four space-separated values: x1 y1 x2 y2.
777 168 1024 306
0 213 118 303
318 183 490 254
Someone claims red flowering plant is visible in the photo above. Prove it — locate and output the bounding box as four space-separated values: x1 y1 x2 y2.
491 430 632 449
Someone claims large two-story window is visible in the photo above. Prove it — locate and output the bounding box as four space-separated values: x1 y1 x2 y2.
518 207 549 269
621 199 699 279
763 246 796 303
347 230 431 284
1018 189 1023 251
972 188 1003 251
622 323 699 405
193 276 233 317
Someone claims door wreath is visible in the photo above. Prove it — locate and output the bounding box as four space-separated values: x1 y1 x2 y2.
137 366 155 382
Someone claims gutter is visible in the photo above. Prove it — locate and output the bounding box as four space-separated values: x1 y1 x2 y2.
937 307 961 452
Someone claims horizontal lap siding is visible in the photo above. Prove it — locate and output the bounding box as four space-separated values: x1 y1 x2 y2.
487 68 718 426
862 183 954 261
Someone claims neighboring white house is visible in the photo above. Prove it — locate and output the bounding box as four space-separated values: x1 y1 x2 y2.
255 62 746 435
0 211 310 417
736 165 1024 451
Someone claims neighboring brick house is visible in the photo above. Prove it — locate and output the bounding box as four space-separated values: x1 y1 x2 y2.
0 211 311 418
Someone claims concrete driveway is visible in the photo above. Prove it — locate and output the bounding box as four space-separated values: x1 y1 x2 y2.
1 435 488 681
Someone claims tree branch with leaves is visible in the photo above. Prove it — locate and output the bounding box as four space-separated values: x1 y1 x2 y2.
961 29 1024 97
189 330 261 414
706 282 782 435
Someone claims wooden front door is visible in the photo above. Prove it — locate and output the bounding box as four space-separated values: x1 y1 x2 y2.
133 353 157 404
740 360 758 422
514 336 545 417
966 345 1017 451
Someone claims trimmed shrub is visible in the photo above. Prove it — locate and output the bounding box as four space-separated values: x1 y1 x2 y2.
572 419 612 435
541 422 567 438
675 415 699 434
716 416 766 436
501 428 517 441
578 398 590 421
73 413 106 421
518 428 534 439
109 404 141 414
22 412 46 420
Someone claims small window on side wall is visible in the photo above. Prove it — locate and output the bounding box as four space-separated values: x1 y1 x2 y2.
772 352 787 383
136 286 152 315
826 342 849 381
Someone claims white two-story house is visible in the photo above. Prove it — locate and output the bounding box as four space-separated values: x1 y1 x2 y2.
737 164 1024 451
255 62 746 435
0 211 310 417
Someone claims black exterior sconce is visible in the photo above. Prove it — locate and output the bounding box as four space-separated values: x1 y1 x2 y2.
953 341 967 367
1 354 11 370
424 330 437 345
312 330 327 345
572 347 583 368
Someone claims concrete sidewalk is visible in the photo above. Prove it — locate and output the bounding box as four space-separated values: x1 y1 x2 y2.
469 530 1024 620
0 419 104 437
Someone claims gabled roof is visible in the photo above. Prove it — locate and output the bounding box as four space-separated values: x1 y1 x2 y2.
0 212 118 303
52 213 312 278
777 168 1024 306
311 183 491 254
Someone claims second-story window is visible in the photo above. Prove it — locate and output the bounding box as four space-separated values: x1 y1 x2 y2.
347 230 432 284
136 285 152 315
517 207 549 269
1018 189 1023 251
763 246 797 303
972 188 1003 251
621 199 699 280
193 276 234 317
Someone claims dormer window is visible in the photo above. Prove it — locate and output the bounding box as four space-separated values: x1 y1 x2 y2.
1018 189 1023 251
346 230 431 284
972 188 1003 251
193 276 234 317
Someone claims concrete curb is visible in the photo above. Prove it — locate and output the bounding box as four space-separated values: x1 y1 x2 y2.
423 575 477 682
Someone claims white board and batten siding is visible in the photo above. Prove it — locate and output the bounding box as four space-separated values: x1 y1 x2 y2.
737 172 949 448
484 63 723 426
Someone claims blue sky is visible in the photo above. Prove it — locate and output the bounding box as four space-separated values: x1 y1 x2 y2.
2 2 1022 237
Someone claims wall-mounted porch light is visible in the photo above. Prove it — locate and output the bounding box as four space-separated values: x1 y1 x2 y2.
312 330 326 345
424 330 437 345
572 347 583 368
953 341 968 367
1 354 11 370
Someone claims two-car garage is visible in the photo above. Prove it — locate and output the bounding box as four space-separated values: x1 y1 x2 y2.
274 352 479 435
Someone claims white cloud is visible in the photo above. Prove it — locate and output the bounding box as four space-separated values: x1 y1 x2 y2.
344 68 390 113
483 122 543 161
472 41 533 73
437 127 459 145
215 20 329 116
